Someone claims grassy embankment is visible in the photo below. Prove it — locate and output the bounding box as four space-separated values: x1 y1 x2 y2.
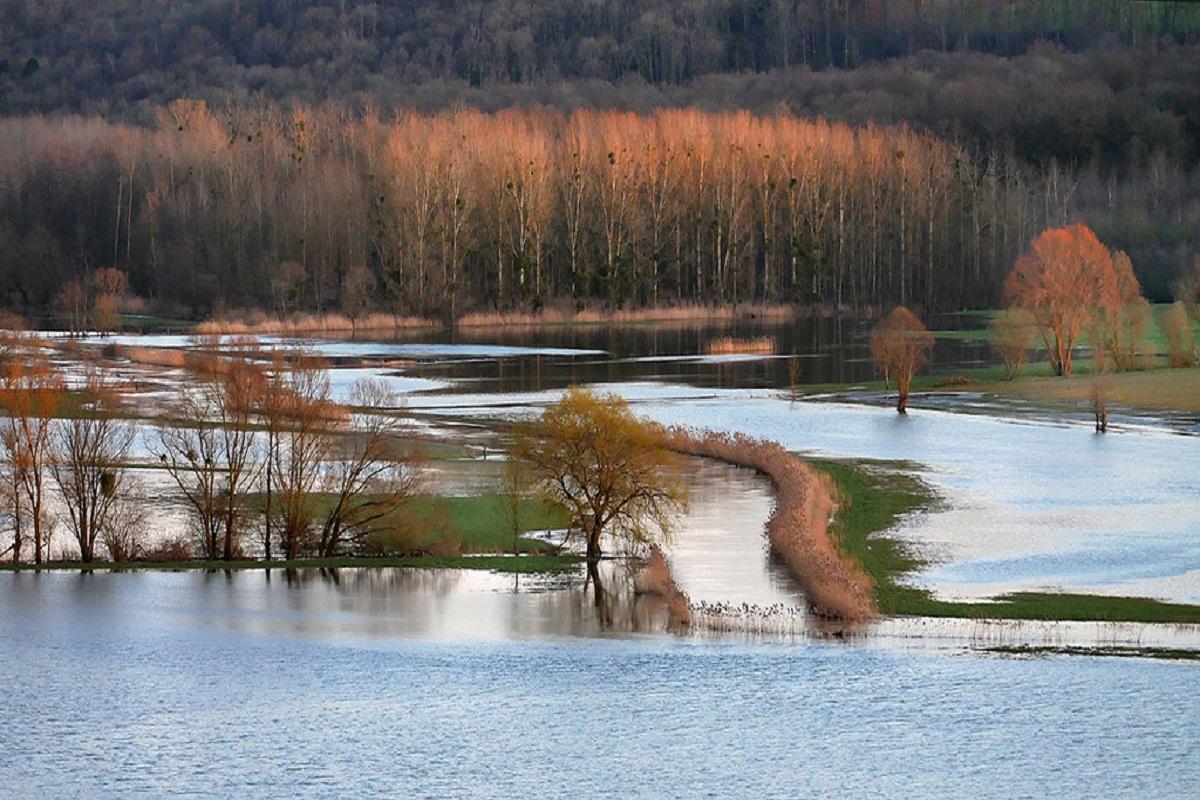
812 458 1200 624
0 494 578 575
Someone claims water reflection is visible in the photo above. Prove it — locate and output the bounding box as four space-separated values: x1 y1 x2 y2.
171 560 673 641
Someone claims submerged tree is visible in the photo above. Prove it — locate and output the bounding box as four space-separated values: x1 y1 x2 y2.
510 387 688 562
870 306 933 414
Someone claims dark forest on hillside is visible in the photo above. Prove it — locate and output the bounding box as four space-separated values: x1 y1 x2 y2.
1 1 1198 318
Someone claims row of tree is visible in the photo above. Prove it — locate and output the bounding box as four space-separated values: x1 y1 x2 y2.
0 334 425 563
3 104 1170 322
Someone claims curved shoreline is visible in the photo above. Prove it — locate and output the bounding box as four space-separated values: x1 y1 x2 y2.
668 428 877 622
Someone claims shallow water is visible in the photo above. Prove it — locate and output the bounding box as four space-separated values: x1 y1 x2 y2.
408 380 1200 605
1 571 1198 799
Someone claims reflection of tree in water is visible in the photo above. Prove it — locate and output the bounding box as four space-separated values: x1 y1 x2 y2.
280 566 465 598
256 562 676 639
504 559 672 638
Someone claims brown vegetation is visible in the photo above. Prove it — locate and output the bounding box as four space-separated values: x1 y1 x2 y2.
634 546 693 629
989 307 1037 381
870 306 933 413
1161 302 1198 368
668 429 875 622
705 337 776 356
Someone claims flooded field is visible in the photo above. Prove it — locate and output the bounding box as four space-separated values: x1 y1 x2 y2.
28 320 1200 611
4 319 1200 797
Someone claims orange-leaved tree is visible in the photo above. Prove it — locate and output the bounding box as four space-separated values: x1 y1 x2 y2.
510 386 688 562
870 306 933 414
1003 224 1119 377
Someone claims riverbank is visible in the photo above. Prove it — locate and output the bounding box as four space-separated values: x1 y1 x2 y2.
816 458 1200 624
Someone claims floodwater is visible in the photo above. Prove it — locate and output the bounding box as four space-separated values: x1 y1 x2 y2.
6 320 1199 797
2 571 1199 799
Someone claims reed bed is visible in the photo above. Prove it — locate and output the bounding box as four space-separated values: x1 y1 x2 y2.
704 336 777 356
634 546 693 628
454 303 796 328
114 345 188 369
194 312 437 335
194 304 797 335
668 428 877 622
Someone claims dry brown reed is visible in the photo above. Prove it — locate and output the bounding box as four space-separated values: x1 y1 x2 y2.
194 304 797 336
704 336 776 356
668 428 877 623
194 312 437 336
119 346 188 369
634 545 693 628
456 303 796 329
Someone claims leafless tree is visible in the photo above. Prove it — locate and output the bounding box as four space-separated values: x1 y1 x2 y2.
50 366 136 562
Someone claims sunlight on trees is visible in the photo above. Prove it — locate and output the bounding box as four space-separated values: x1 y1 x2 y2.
870 307 932 414
1004 224 1120 377
510 386 688 561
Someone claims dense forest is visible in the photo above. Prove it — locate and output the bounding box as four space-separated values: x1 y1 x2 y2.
1 1 1198 317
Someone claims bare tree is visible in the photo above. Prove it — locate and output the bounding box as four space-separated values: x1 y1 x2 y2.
153 388 224 559
341 265 376 331
500 455 533 555
50 366 136 562
0 336 65 563
315 378 425 557
269 354 335 559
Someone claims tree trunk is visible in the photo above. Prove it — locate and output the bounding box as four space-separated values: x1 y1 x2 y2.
585 522 603 562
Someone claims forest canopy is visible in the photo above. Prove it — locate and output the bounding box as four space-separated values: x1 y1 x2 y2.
1 2 1198 317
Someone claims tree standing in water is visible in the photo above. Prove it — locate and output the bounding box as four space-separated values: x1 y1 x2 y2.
509 387 687 563
870 306 933 414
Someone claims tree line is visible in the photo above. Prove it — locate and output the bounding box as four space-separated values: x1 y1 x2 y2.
6 103 1193 323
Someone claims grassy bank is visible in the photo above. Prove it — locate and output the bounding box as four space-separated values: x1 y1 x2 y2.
813 458 1200 624
236 493 571 555
0 554 583 575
